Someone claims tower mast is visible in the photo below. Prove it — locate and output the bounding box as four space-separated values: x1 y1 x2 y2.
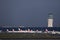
48 13 53 27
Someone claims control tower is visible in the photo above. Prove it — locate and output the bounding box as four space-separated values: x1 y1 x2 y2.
48 13 53 27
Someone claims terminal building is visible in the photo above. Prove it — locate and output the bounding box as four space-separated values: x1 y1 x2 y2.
0 13 60 34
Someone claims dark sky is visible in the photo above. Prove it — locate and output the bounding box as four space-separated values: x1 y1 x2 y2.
0 0 60 27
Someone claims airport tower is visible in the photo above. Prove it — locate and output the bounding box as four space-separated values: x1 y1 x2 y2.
48 13 53 27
